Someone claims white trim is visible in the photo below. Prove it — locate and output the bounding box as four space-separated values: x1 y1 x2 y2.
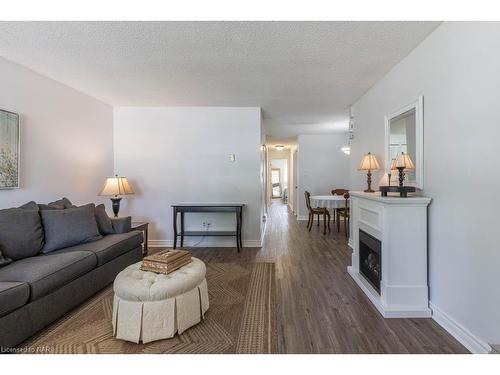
348 238 353 249
384 96 424 189
260 217 267 245
350 191 431 205
430 301 491 354
149 239 263 248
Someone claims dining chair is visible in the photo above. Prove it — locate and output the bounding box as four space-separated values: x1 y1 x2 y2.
331 188 349 196
304 191 330 234
336 192 350 237
330 188 349 223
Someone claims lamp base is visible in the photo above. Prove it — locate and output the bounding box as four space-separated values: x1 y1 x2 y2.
365 169 374 193
110 197 122 217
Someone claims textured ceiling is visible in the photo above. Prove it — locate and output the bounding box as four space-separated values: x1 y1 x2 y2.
0 21 440 135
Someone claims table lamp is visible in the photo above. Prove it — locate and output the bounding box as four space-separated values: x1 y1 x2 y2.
391 152 415 187
99 175 135 217
358 152 381 193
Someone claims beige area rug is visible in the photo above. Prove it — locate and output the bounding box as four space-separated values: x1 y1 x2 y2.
21 262 277 354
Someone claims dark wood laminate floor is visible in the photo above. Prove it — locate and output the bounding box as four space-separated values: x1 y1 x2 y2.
177 201 468 354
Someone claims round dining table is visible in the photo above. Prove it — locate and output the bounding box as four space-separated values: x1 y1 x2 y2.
310 195 348 228
310 195 346 210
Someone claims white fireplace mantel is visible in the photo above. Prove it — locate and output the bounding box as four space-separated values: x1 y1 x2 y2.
347 191 432 318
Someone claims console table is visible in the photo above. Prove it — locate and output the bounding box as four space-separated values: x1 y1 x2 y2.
172 204 244 252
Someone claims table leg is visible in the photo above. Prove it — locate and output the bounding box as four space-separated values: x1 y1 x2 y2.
180 211 185 248
236 209 240 253
143 226 149 256
323 211 327 235
173 208 178 249
239 208 243 249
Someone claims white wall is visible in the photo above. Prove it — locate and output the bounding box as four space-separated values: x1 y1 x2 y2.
298 134 350 218
0 57 113 208
350 22 500 349
114 107 263 247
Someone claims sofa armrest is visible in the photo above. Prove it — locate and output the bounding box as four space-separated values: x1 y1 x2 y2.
111 216 132 234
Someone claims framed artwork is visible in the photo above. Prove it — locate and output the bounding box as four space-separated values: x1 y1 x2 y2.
0 109 20 189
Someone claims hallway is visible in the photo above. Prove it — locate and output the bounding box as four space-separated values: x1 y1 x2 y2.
190 201 467 353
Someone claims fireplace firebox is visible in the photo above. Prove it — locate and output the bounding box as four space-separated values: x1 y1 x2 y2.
359 229 381 294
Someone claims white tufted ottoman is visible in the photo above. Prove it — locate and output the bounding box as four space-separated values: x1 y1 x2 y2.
112 257 209 343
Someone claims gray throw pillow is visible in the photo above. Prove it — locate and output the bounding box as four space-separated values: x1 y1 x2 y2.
50 197 74 208
95 204 115 235
40 203 102 253
0 207 45 260
19 201 39 210
39 197 75 210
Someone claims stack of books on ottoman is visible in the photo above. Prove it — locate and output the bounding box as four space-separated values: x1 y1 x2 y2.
140 249 192 274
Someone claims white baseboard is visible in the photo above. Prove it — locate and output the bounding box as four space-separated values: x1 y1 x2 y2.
430 301 491 354
149 238 262 248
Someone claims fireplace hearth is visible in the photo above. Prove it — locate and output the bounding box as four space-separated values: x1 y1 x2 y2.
359 229 381 294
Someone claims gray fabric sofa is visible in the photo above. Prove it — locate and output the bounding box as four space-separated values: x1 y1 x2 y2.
0 198 143 349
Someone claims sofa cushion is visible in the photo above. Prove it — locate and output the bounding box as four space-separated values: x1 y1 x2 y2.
0 250 13 268
0 207 44 260
50 231 143 266
40 204 102 253
95 204 115 235
0 282 30 316
0 251 97 301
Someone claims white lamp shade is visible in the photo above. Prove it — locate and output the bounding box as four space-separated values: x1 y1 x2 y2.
99 176 135 196
391 152 415 170
358 152 381 171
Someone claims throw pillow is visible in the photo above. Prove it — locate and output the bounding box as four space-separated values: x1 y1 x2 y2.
39 197 75 210
19 201 39 210
95 204 115 235
0 207 45 260
40 204 102 253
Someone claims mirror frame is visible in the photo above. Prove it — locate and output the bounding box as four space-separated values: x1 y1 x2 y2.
384 96 424 189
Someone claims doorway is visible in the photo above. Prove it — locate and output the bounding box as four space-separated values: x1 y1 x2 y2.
270 159 288 202
271 168 282 198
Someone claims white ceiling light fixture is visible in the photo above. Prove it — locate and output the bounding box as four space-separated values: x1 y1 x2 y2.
275 145 285 151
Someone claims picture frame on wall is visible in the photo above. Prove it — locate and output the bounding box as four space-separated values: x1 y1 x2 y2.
0 109 20 189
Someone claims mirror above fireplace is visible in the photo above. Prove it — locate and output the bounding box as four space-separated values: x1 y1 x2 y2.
384 96 424 189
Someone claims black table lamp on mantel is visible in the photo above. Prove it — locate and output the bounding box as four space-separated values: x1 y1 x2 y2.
391 152 415 187
99 175 135 217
